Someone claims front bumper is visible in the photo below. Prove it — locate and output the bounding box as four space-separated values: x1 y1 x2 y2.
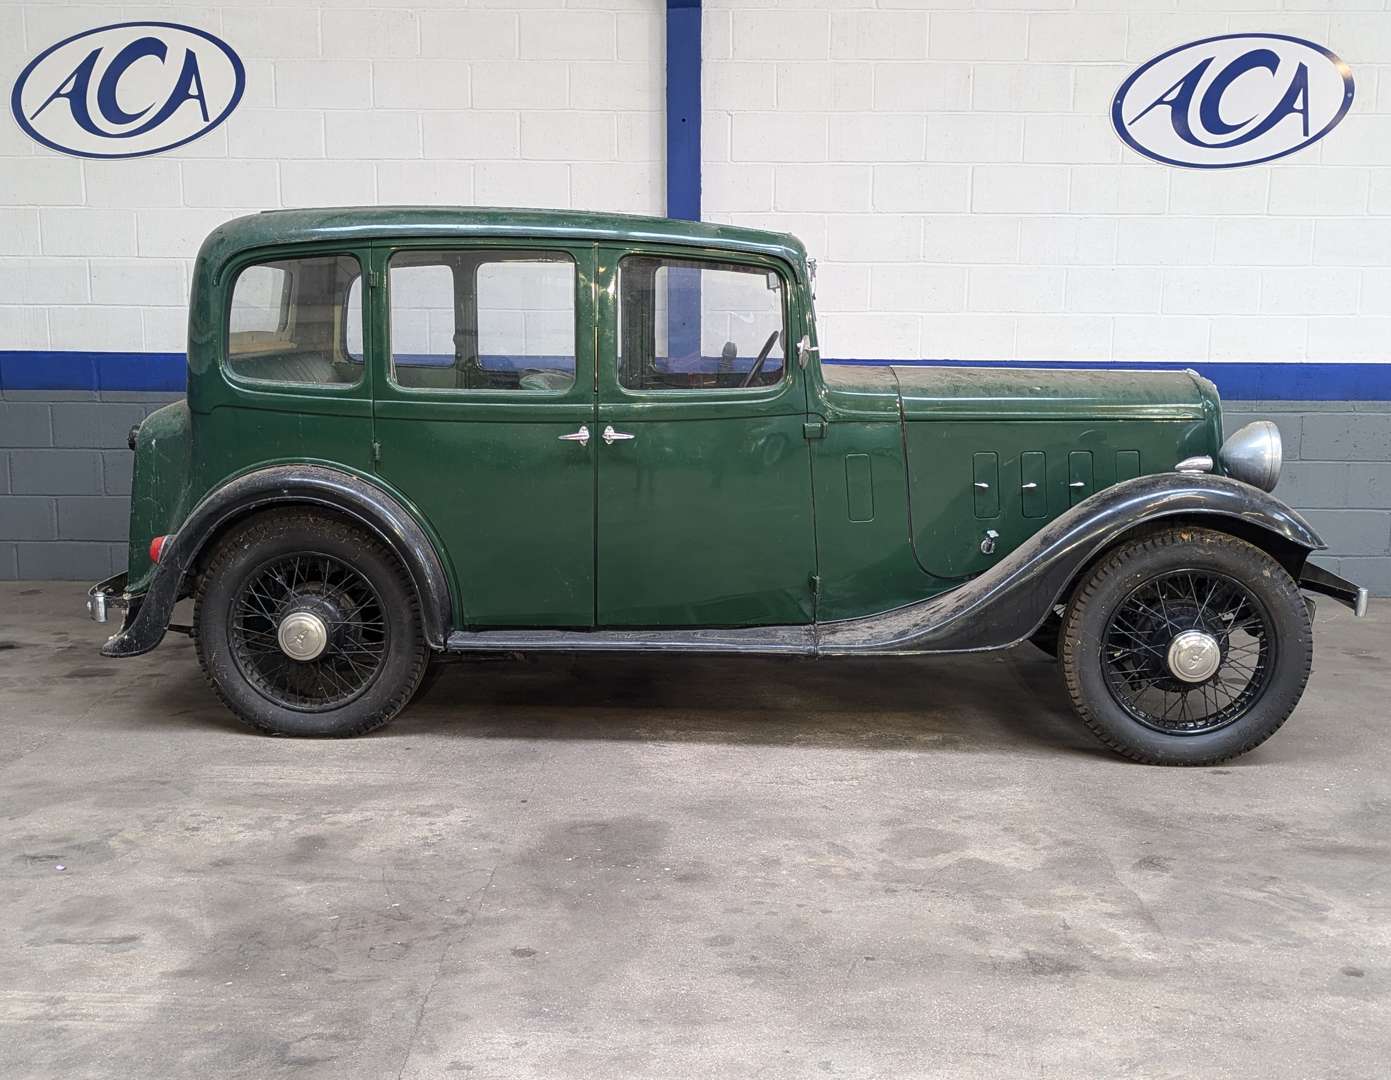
1299 562 1370 617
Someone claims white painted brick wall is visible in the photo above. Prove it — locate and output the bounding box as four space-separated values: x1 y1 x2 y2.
0 0 662 353
704 0 1391 364
4 0 1390 369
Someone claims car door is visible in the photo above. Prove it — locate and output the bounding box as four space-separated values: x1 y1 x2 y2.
593 244 818 627
370 240 597 628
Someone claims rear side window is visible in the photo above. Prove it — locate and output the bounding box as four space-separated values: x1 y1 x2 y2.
387 249 576 393
226 254 363 387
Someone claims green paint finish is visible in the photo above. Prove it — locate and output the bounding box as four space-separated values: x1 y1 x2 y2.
123 208 1232 636
125 400 193 594
1068 450 1094 506
893 365 1215 422
907 419 1216 581
809 420 932 623
595 413 816 625
845 454 874 523
1020 451 1047 519
972 452 1000 519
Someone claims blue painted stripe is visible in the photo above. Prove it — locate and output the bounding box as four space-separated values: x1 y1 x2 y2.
665 0 701 222
0 350 186 392
3 350 1389 401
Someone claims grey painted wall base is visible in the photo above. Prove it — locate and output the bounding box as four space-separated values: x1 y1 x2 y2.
3 394 1390 595
1223 401 1391 597
0 391 184 582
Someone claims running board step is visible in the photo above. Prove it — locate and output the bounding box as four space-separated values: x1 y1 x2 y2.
445 626 815 655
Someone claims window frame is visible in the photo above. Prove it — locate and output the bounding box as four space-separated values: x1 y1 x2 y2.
382 244 583 398
610 249 795 402
220 247 367 395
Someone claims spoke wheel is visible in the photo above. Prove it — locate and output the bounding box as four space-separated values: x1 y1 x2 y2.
194 509 428 737
1101 570 1273 736
1060 527 1313 766
229 552 388 711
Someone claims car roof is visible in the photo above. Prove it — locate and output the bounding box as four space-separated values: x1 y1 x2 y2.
197 206 808 275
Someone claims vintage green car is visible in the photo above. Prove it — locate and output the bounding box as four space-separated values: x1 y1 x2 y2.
89 207 1368 764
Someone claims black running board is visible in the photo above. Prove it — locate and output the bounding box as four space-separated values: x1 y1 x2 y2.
446 626 815 655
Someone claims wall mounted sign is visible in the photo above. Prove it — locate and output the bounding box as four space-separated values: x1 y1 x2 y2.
1112 33 1354 169
10 21 245 159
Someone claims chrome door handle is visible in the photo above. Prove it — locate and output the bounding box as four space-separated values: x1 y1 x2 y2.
973 481 990 489
1021 481 1038 490
1068 480 1087 488
558 425 590 447
602 425 635 446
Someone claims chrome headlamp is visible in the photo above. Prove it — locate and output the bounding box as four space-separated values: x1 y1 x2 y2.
1219 420 1282 492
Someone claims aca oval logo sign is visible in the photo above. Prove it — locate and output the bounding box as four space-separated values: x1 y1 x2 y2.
11 22 245 159
1113 33 1354 169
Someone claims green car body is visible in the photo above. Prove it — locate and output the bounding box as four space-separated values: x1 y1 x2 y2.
88 207 1368 758
115 207 1228 626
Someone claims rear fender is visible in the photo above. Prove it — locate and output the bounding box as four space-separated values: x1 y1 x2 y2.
818 472 1324 654
101 464 452 657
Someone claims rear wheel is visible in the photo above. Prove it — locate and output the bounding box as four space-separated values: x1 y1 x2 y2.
194 510 429 736
1060 527 1312 766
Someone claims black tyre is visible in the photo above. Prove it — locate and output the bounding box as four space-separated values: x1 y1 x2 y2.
1060 527 1312 766
193 509 429 736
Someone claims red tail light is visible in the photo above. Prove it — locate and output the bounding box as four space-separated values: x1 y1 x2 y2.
149 535 171 563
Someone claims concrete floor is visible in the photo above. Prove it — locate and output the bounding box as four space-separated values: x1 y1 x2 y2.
0 583 1387 1079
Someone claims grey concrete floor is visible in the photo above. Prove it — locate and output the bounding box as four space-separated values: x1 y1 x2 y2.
0 583 1388 1079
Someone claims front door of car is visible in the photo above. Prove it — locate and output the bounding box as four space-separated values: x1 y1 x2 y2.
369 241 597 628
593 245 818 627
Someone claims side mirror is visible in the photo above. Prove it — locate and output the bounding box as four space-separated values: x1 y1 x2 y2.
796 334 818 369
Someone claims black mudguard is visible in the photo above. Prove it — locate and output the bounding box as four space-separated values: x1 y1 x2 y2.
818 472 1325 654
99 465 453 658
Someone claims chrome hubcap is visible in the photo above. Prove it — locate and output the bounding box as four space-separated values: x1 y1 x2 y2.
277 611 329 662
1166 629 1221 683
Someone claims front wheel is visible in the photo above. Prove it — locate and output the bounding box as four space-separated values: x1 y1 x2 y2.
1060 527 1313 766
194 509 429 736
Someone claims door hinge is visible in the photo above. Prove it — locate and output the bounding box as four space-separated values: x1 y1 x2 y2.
367 269 380 289
809 573 821 596
371 440 382 465
803 419 826 440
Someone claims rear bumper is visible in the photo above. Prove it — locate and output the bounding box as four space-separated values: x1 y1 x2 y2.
88 571 162 657
87 571 131 624
1300 562 1370 617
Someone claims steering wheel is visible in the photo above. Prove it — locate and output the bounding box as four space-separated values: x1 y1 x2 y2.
741 331 781 388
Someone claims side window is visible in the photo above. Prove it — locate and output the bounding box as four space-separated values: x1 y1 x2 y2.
345 276 363 361
618 255 786 392
387 250 576 393
226 254 363 387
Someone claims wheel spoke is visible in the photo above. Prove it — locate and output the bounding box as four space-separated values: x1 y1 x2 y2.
1100 568 1275 736
228 551 389 712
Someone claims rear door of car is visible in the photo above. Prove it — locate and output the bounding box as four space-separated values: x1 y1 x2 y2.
592 243 818 628
368 239 598 629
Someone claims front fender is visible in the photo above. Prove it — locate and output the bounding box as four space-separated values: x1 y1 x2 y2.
100 464 453 657
818 473 1324 654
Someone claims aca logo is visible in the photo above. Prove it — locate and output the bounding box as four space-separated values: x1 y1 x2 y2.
1113 33 1354 169
11 22 245 159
